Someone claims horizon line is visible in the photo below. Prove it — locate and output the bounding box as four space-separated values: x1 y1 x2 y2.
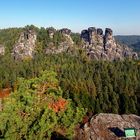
0 25 140 36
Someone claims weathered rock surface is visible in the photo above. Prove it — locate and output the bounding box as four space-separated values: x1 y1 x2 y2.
45 43 70 54
46 28 74 54
59 28 71 35
75 113 140 140
59 28 74 45
0 45 5 55
81 27 138 60
11 26 138 60
47 27 56 39
12 30 37 59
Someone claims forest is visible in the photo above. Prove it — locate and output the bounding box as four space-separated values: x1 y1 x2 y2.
0 26 140 139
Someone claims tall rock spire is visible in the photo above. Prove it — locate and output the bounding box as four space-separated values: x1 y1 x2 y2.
81 27 138 60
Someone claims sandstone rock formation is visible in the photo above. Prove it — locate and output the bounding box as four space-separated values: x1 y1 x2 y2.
0 45 5 55
59 28 74 45
46 28 74 54
11 26 138 60
81 27 138 60
12 30 37 59
47 27 56 39
59 28 71 35
75 113 140 140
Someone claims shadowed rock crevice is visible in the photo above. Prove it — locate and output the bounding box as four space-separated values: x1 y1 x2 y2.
51 132 69 140
108 127 125 137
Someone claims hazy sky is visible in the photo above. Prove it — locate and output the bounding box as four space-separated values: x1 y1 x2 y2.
0 0 140 35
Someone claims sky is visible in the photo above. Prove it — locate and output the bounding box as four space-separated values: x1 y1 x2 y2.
0 0 140 35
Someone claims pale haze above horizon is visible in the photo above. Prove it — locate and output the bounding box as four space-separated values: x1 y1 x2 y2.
0 0 140 35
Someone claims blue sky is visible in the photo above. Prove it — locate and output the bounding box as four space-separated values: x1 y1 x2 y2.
0 0 140 35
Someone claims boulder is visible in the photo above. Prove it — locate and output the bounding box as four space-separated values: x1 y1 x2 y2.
75 113 140 140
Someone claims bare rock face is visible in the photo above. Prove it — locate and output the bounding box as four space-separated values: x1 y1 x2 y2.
11 26 138 60
88 27 97 45
12 30 37 59
59 28 71 35
0 45 5 55
59 28 74 45
81 27 103 46
104 28 114 50
46 28 74 54
81 30 89 44
75 113 140 140
97 28 103 36
59 28 74 51
47 27 56 39
104 28 120 60
81 27 138 60
97 28 104 46
45 42 70 54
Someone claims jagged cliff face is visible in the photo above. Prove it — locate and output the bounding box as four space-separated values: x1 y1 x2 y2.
12 30 37 59
81 27 138 60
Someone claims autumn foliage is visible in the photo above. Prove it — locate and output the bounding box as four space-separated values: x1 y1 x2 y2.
48 98 67 113
0 71 86 139
0 88 11 99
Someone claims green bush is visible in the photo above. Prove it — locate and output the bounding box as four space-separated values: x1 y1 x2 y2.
0 70 86 140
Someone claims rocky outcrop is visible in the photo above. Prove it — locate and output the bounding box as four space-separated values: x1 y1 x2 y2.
47 27 56 39
97 28 104 46
12 30 37 59
45 43 70 54
81 27 103 46
46 28 74 54
81 27 138 60
59 28 74 45
75 113 140 140
0 45 5 55
59 28 71 35
45 27 138 60
81 30 90 44
11 26 138 60
88 27 97 45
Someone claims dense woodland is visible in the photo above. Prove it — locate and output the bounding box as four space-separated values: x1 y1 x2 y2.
0 26 140 139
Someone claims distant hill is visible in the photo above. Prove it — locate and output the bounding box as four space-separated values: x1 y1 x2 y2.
115 35 140 54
